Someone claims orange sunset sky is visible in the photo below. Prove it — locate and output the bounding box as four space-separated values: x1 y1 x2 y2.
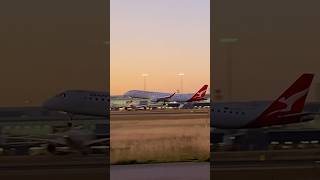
110 0 210 95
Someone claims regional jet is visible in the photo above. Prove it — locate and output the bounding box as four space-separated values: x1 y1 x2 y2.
43 90 109 117
211 74 319 129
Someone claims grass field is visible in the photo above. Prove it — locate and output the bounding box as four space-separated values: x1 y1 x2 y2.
110 118 210 164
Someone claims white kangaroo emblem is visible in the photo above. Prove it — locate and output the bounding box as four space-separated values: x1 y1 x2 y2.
193 89 206 99
267 88 309 116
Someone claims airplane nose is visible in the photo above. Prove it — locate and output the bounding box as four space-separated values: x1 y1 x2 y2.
42 97 58 110
42 92 67 111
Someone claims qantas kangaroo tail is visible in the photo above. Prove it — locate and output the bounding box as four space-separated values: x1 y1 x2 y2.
187 85 209 102
248 73 314 128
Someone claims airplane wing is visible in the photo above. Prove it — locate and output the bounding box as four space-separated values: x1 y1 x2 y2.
154 92 176 102
278 112 320 121
5 136 67 146
83 138 110 147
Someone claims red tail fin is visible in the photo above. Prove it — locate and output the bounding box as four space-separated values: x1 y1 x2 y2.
249 73 314 127
187 85 208 102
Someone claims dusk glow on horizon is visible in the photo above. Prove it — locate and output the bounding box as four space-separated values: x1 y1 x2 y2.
111 0 210 95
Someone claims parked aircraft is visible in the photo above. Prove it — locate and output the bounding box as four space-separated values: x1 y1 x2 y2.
124 85 208 103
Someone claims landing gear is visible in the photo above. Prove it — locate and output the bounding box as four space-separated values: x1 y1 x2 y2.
67 122 73 128
67 113 74 121
67 113 74 129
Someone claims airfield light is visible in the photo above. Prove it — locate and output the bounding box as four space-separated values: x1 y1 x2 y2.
220 37 239 101
142 73 149 90
177 73 185 93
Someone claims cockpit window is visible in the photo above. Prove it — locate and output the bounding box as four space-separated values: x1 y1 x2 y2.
56 93 66 98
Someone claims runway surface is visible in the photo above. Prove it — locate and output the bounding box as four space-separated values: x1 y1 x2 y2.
111 162 210 180
110 109 209 120
211 149 320 180
0 155 109 180
212 159 320 170
211 160 320 180
1 153 320 180
0 155 210 180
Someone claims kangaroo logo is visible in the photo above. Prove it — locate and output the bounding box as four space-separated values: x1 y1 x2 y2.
193 89 207 99
267 88 309 116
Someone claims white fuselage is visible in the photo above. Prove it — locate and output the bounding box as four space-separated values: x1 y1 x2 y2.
124 90 194 102
43 90 109 116
211 101 320 129
211 102 268 129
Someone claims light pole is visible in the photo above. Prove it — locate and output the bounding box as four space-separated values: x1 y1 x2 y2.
177 73 184 93
142 73 149 90
220 38 239 101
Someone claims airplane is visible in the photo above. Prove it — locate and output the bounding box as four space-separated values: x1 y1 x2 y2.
211 73 319 129
123 85 209 103
43 74 319 129
43 90 109 117
43 85 208 116
123 100 150 110
2 123 109 155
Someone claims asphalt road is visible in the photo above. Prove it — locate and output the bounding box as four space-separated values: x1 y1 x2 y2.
111 162 210 180
0 156 210 180
211 159 320 180
1 153 320 180
0 155 109 180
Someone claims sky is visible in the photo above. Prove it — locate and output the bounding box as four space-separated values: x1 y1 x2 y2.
0 0 107 106
111 0 210 95
212 0 320 101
